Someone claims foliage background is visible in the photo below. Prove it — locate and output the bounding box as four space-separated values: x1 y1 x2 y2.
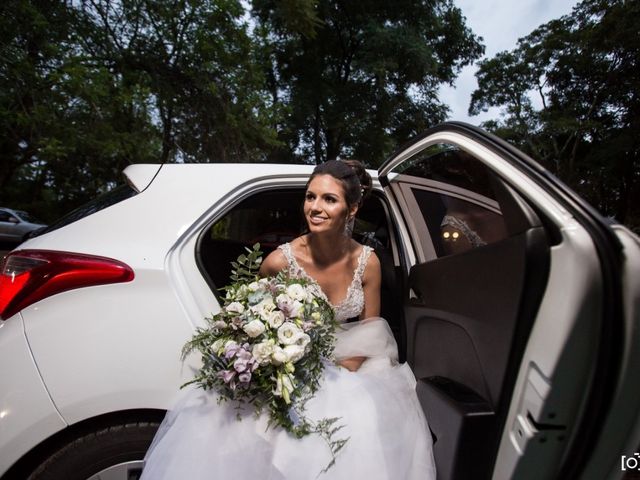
1 0 638 230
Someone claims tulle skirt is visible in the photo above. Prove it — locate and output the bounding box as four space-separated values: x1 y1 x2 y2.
141 318 436 480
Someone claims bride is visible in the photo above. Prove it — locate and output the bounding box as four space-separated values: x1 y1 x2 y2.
141 160 436 479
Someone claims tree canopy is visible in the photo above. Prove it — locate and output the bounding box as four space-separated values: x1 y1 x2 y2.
1 0 637 231
1 0 482 221
253 0 483 164
470 0 639 228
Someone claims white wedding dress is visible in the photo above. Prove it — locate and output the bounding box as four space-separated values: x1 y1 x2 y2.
141 244 436 479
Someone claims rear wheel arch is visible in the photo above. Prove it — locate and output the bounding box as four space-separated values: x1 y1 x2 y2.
2 409 166 480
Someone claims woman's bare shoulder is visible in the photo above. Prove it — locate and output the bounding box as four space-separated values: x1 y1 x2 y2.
259 247 288 277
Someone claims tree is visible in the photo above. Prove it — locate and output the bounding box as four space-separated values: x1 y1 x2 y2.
0 0 282 221
470 0 640 228
252 0 484 165
76 0 282 163
1 0 484 222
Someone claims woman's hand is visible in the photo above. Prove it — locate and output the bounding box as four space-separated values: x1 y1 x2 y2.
338 356 366 372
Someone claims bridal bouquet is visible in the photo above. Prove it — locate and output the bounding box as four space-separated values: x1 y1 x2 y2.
182 244 347 469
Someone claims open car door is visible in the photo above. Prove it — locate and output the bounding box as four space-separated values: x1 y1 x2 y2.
378 122 640 479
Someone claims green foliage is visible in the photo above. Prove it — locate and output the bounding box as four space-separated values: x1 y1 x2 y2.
182 244 345 473
470 0 640 229
251 0 483 165
0 0 282 222
1 0 481 221
229 243 264 284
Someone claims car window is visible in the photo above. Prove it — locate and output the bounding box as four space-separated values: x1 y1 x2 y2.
15 210 42 224
209 190 303 248
198 188 391 292
0 211 16 222
40 184 137 235
391 143 508 258
198 189 304 292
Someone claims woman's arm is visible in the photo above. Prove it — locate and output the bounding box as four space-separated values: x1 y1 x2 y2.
360 251 381 320
339 250 382 372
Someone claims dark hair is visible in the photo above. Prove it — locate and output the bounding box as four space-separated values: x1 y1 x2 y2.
307 159 372 207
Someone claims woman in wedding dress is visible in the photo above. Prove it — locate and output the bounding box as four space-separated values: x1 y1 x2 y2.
141 160 436 479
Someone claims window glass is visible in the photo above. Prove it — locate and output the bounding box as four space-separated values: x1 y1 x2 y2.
412 189 507 257
394 143 508 258
394 143 497 200
15 210 42 224
0 211 15 222
200 190 304 291
208 190 303 248
40 184 137 236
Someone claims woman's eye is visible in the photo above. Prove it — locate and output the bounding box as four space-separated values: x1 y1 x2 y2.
305 193 314 201
325 197 336 203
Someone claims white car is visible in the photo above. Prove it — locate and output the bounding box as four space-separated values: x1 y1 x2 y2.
0 208 47 244
1 123 639 480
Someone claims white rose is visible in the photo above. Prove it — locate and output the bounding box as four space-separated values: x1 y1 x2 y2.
225 301 245 314
266 310 285 329
277 322 303 345
237 285 249 299
271 346 288 365
275 293 292 309
283 344 305 363
251 298 276 318
289 300 303 319
286 283 307 302
243 319 266 338
247 281 260 292
252 340 275 365
294 333 311 348
211 339 225 353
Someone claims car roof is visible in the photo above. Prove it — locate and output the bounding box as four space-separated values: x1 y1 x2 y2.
23 163 379 269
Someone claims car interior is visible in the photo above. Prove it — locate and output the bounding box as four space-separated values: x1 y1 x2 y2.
195 145 553 479
196 189 402 335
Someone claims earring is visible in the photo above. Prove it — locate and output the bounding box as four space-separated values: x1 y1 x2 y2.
344 216 355 237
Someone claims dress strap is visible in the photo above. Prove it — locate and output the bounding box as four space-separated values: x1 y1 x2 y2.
277 243 301 277
354 246 373 283
277 243 295 265
279 242 372 285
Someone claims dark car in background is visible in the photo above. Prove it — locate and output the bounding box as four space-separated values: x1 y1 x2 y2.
0 208 47 244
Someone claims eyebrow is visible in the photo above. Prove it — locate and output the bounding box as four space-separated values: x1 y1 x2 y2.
306 189 340 197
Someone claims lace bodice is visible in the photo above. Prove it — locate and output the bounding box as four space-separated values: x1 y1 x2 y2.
278 243 373 323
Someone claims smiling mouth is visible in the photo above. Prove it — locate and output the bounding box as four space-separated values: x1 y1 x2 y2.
308 215 328 225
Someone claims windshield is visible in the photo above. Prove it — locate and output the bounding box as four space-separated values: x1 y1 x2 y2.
15 210 43 224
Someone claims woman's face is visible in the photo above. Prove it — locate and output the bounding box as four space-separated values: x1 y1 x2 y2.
304 174 357 235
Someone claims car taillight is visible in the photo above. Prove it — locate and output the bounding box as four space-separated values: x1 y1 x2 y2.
0 250 134 320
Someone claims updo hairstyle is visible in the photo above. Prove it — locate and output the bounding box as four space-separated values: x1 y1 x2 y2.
307 159 372 208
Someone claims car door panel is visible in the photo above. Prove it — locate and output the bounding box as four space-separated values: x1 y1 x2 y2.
416 376 495 480
407 225 549 479
409 232 533 406
379 131 553 479
379 122 640 480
